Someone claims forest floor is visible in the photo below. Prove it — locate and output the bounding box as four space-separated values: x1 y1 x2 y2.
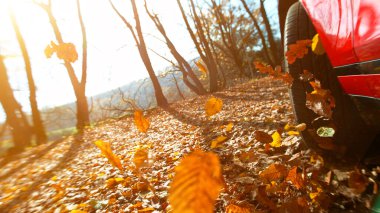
0 77 379 213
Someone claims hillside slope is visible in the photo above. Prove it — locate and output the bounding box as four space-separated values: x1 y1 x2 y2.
0 77 376 212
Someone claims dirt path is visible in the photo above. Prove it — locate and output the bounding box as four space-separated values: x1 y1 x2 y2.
0 77 376 212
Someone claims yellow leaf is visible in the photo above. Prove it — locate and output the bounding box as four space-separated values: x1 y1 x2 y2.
269 131 282 147
225 123 234 132
196 60 207 74
133 148 148 169
260 163 288 182
210 135 228 148
309 187 323 200
287 130 299 136
138 207 155 212
134 110 150 133
312 34 325 55
295 123 307 131
169 150 223 213
205 97 223 116
51 176 58 181
94 140 123 171
70 210 87 213
225 204 251 213
56 42 78 63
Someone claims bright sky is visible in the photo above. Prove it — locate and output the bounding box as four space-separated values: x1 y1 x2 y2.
0 0 198 120
0 0 278 122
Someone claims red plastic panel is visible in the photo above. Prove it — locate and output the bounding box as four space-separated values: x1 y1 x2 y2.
352 0 380 62
338 75 380 98
300 0 358 67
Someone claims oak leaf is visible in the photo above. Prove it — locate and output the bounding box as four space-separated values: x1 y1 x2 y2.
260 164 287 182
134 110 150 133
285 39 312 64
169 150 223 213
205 97 223 116
94 140 123 171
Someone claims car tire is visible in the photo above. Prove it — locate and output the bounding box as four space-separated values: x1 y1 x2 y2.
284 2 375 167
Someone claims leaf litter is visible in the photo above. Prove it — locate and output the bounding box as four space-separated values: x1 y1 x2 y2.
0 77 378 212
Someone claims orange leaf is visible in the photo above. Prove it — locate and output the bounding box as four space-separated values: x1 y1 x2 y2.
260 164 287 182
134 110 150 133
133 148 148 169
286 167 304 189
256 185 276 209
210 135 228 148
196 60 208 74
285 39 312 64
205 97 223 116
94 140 123 171
169 150 223 213
225 204 251 213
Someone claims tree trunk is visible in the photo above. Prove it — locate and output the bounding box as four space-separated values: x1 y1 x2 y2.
240 0 274 66
10 12 47 144
144 3 207 95
0 55 32 152
260 0 279 65
38 0 90 131
177 0 219 92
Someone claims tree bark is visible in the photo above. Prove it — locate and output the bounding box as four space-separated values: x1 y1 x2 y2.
260 0 279 65
10 12 47 144
0 55 32 152
240 0 274 66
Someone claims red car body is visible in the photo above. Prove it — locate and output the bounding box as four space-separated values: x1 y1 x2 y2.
300 0 380 99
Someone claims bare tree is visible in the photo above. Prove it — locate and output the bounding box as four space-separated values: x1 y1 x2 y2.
176 0 219 92
36 0 90 131
0 55 32 152
144 1 207 95
10 11 47 144
109 0 169 108
240 0 274 66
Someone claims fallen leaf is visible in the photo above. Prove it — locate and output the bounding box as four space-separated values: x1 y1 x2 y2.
348 171 369 194
133 148 148 169
312 34 325 55
210 135 228 148
256 185 276 209
94 140 123 171
260 164 288 182
205 97 223 116
134 110 150 133
225 204 251 213
255 131 272 143
169 150 223 213
225 123 234 132
269 131 282 147
286 167 304 189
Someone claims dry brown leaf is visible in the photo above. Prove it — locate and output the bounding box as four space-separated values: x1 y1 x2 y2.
348 171 369 194
169 150 223 213
256 185 276 209
134 110 150 133
260 164 287 182
205 97 223 116
255 131 272 144
94 140 123 171
286 167 305 190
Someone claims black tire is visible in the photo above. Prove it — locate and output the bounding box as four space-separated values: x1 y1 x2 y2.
284 2 375 167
